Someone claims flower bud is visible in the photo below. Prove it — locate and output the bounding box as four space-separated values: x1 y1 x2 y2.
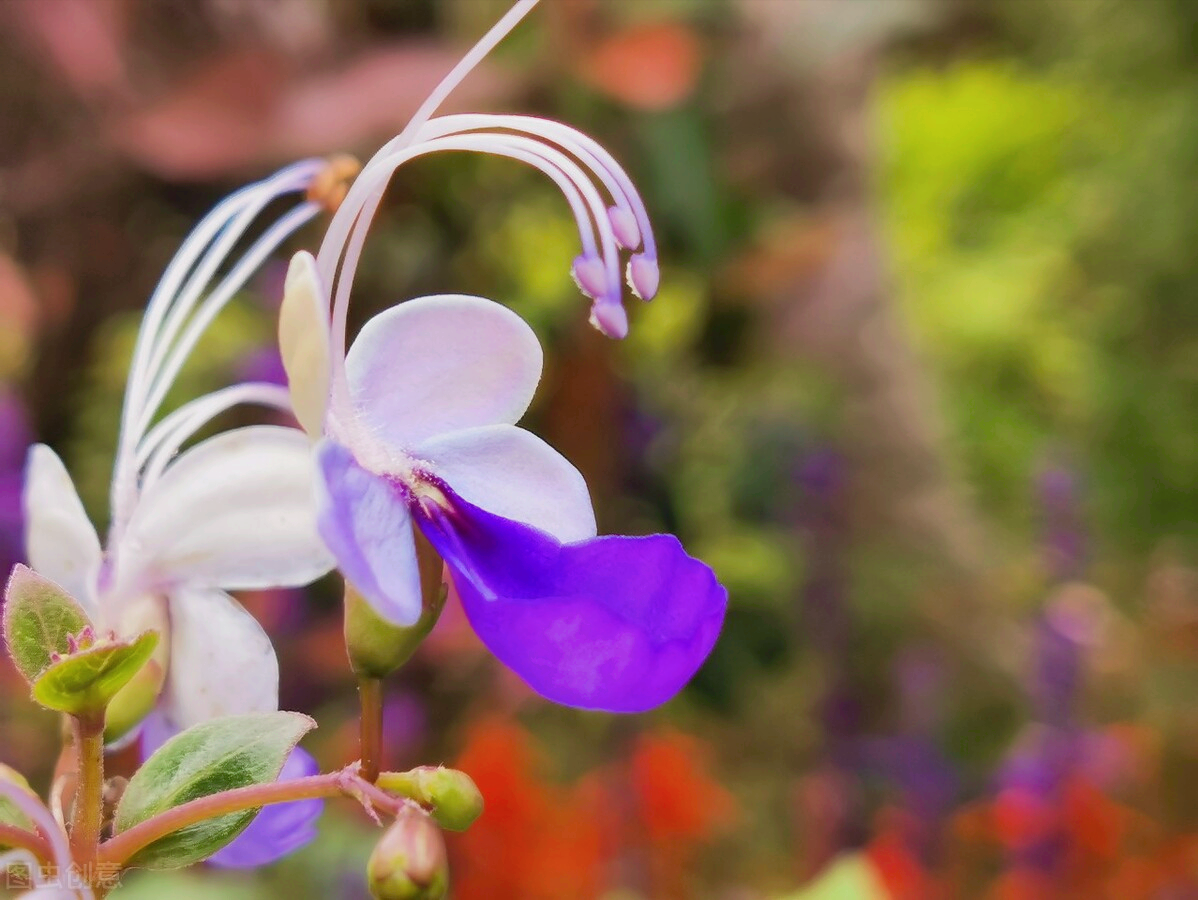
367 807 448 900
377 766 483 832
104 595 170 743
344 582 446 679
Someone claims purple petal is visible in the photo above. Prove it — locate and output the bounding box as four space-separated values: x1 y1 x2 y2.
208 746 323 869
415 487 726 713
314 440 422 626
140 711 323 869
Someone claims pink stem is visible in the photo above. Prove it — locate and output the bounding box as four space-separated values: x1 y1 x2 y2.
97 765 404 868
0 823 53 865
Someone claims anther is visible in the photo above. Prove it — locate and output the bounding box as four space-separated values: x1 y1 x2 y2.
589 298 629 339
308 154 363 213
571 254 609 301
627 254 660 301
608 205 641 250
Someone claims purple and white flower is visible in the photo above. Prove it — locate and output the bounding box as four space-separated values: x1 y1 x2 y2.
279 0 726 713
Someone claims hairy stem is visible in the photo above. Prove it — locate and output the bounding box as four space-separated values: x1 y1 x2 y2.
97 766 404 869
69 713 105 872
358 676 384 783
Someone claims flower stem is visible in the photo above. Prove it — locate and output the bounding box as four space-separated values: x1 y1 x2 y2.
358 676 384 783
0 823 53 864
96 765 404 869
69 713 105 872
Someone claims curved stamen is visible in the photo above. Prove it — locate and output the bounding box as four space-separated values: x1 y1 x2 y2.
124 161 321 442
121 189 257 466
138 382 292 489
134 201 319 444
316 0 541 279
136 169 319 431
112 162 322 528
314 0 543 350
421 114 657 264
323 132 628 412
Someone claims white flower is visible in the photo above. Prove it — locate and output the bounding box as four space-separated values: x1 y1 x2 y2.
23 161 335 739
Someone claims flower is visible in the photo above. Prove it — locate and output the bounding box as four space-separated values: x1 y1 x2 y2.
21 160 334 741
279 0 726 713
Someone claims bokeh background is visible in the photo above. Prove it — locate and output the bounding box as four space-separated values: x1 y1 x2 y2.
1 0 1196 897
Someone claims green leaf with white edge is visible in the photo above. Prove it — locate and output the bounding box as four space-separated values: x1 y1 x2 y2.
2 564 91 685
31 631 159 716
114 711 316 870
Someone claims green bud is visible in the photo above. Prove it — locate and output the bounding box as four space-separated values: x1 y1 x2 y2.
105 658 166 743
31 629 159 719
367 807 449 900
377 766 483 832
344 581 446 679
106 594 171 743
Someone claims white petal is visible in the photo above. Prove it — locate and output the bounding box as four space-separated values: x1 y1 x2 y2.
124 425 334 591
23 444 101 617
345 295 542 447
162 587 278 728
279 251 330 437
418 424 596 543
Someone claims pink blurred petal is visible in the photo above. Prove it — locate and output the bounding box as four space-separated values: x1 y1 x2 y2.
112 44 520 179
3 0 130 99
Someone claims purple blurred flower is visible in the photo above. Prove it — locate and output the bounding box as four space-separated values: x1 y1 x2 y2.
861 736 958 825
1033 585 1105 727
141 712 322 868
382 693 426 757
1034 611 1083 727
1037 465 1087 581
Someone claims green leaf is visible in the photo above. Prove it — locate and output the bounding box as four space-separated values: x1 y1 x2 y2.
114 711 316 869
31 631 159 717
2 564 92 685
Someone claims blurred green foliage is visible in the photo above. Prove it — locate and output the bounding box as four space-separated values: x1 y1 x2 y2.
880 0 1197 559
